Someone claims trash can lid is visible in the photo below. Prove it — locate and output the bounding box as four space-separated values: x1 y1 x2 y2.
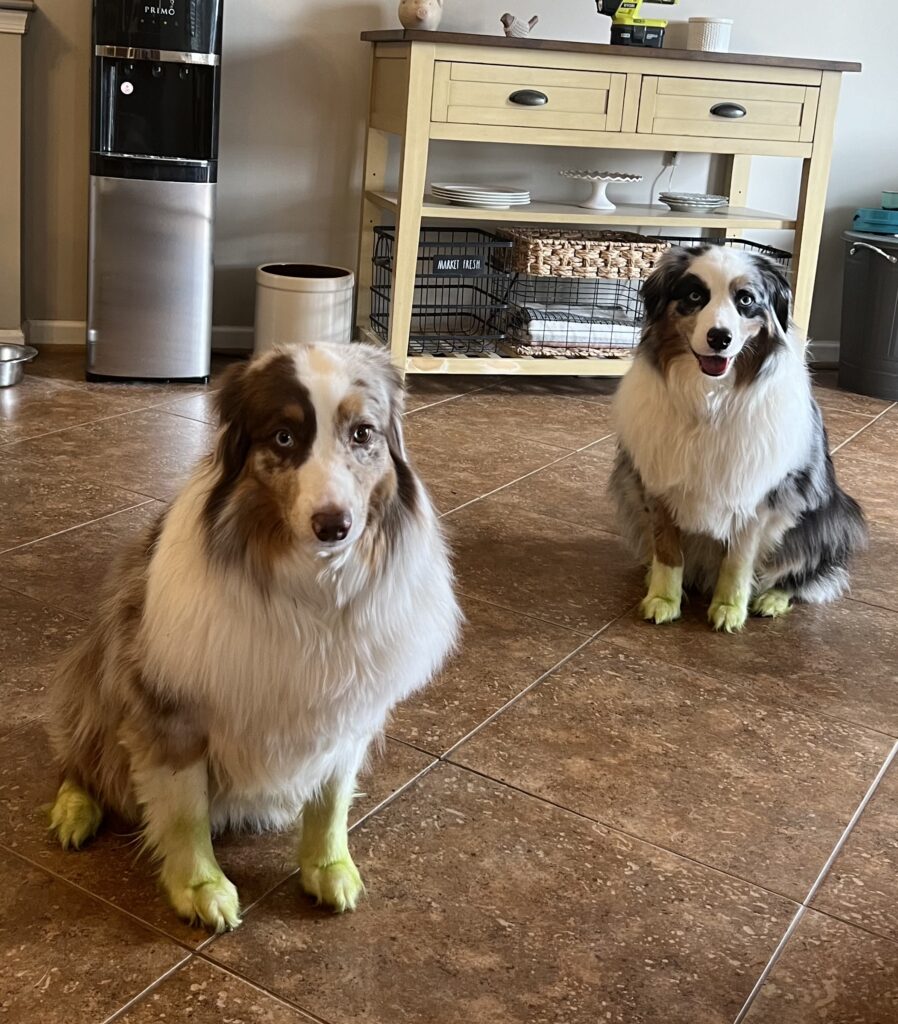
844 229 898 246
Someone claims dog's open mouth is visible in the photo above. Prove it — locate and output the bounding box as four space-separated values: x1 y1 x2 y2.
695 353 731 378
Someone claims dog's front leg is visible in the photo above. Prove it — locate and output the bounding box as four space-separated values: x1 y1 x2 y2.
641 497 684 624
133 758 240 932
299 753 365 913
709 524 761 633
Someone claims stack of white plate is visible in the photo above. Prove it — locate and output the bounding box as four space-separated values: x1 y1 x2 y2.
431 183 531 210
659 192 729 213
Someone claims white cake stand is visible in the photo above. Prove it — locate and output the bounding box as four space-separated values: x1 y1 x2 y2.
560 169 643 211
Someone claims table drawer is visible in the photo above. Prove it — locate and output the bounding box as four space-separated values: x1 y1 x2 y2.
432 62 625 133
638 76 820 143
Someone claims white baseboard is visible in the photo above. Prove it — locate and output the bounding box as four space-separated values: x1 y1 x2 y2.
25 320 86 346
0 327 26 345
807 339 839 366
23 320 255 354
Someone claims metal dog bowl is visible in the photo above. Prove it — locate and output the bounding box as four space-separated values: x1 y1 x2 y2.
0 344 38 387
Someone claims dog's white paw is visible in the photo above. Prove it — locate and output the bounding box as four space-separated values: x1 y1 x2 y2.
301 857 365 913
167 873 241 932
641 593 682 624
49 780 103 850
752 590 792 618
709 599 748 633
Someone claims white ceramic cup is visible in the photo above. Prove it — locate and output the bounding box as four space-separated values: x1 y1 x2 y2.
687 17 734 53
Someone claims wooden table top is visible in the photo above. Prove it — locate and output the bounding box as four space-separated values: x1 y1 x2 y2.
360 30 862 74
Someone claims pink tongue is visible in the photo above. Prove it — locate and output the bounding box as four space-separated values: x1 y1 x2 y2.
698 355 730 377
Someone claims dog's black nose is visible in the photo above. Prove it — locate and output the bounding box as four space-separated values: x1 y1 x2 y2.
311 509 352 543
707 327 732 352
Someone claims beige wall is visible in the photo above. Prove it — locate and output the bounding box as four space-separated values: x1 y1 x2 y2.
20 0 898 349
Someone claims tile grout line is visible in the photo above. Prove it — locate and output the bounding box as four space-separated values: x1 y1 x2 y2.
0 498 158 557
0 405 170 450
99 953 195 1024
0 842 204 955
438 431 615 519
731 736 898 1024
188 955 333 1024
830 401 896 454
403 381 496 417
444 758 807 908
454 587 595 639
438 602 638 763
195 756 442 956
598 630 898 744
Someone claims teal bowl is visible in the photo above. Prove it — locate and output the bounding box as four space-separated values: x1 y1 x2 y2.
883 191 898 211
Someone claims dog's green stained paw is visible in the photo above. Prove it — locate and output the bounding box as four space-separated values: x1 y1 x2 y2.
49 780 103 850
301 857 365 913
641 594 682 625
752 590 792 618
709 599 749 633
168 873 241 932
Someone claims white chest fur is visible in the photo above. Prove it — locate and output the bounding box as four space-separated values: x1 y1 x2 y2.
614 351 814 541
139 479 457 808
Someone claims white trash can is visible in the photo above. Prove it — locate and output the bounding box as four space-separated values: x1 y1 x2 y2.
254 263 354 354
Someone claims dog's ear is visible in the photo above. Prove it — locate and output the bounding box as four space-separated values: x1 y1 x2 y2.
372 350 418 512
212 360 253 486
752 253 792 334
641 247 695 322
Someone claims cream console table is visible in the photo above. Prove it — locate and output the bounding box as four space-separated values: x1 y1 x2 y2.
356 30 860 377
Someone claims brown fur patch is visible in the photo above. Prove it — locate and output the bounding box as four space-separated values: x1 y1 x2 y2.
650 496 683 567
204 354 316 572
131 675 207 769
641 307 694 380
336 393 366 431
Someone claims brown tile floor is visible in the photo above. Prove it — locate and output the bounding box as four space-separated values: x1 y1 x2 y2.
0 351 896 1023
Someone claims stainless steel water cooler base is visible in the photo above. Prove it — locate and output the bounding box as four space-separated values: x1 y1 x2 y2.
87 176 215 380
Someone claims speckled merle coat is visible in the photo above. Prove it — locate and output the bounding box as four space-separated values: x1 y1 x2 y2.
609 245 867 622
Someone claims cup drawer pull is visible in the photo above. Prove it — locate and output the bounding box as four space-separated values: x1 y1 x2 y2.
509 89 548 106
710 102 747 118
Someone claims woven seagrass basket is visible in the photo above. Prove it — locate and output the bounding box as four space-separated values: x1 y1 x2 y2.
497 228 670 279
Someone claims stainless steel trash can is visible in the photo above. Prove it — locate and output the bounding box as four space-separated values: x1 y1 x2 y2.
839 231 898 400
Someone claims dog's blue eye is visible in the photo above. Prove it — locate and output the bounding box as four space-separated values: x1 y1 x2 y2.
352 425 373 445
275 429 294 448
738 293 754 306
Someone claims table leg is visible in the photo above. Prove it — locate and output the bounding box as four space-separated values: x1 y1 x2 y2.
792 71 841 337
387 46 434 376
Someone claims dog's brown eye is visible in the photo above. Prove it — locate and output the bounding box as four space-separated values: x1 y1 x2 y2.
275 429 294 448
351 425 373 445
689 290 704 303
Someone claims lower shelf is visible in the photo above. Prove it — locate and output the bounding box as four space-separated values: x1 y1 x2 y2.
357 327 633 376
405 353 633 376
358 324 637 376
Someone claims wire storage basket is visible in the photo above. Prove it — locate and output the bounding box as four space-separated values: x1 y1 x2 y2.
501 275 646 359
499 234 794 360
661 235 793 269
370 227 513 356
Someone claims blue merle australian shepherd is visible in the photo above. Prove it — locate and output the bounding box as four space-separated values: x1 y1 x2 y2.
610 243 866 632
